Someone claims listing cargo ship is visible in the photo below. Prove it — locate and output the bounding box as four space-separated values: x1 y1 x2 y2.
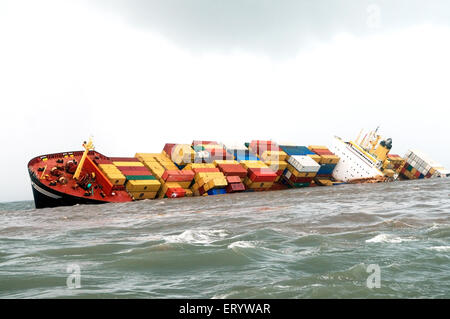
28 130 449 209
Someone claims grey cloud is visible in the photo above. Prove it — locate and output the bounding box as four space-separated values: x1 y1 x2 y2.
87 0 450 57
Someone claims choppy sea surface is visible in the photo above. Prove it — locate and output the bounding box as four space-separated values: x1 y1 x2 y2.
0 178 449 298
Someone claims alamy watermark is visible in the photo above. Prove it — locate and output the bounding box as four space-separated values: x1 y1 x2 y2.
66 264 81 289
366 264 381 289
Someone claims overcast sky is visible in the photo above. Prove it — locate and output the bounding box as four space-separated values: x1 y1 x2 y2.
0 0 449 202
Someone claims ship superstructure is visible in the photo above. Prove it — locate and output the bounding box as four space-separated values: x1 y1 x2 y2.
330 127 397 182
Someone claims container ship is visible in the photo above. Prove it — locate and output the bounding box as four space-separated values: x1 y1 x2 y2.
28 129 449 209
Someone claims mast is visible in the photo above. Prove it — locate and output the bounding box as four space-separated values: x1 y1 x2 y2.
73 138 95 180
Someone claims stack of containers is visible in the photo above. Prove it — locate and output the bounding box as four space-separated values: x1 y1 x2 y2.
135 153 194 198
97 162 126 186
387 154 406 174
308 145 340 185
110 157 161 200
279 145 316 187
189 165 228 196
249 140 287 186
283 155 321 187
400 150 448 179
214 160 247 193
240 160 277 191
258 149 288 183
222 143 259 162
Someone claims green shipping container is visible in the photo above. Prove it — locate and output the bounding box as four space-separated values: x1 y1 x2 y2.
126 175 156 181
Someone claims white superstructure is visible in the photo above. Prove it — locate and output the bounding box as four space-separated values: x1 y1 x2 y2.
330 136 384 182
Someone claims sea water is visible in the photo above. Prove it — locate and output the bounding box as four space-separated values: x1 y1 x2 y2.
0 178 449 298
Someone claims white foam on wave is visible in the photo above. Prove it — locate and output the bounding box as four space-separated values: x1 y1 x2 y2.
227 241 258 249
164 229 229 244
427 246 450 252
365 234 416 244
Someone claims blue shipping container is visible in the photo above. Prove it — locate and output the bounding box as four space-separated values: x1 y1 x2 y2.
279 145 315 156
317 163 336 175
207 188 227 195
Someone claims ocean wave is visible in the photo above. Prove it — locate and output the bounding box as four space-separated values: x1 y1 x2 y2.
427 246 450 252
365 234 417 243
227 241 258 249
164 229 229 244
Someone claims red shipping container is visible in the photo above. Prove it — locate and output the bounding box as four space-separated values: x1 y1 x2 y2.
163 143 177 157
414 171 421 178
94 158 113 165
218 164 247 177
248 168 277 182
117 166 151 172
162 170 181 182
166 187 186 198
192 168 220 174
198 185 206 195
226 183 245 193
226 176 241 184
179 170 195 180
289 176 313 183
312 149 334 156
163 170 194 182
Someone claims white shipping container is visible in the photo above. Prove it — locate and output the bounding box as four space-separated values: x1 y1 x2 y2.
285 170 292 179
288 155 321 173
221 142 248 152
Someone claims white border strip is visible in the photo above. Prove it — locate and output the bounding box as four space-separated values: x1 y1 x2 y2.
31 182 62 199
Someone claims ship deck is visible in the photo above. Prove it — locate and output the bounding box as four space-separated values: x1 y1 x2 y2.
28 151 133 204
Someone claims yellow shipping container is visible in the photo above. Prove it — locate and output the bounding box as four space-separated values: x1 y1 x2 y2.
207 178 228 190
261 151 288 162
184 163 216 170
320 155 340 165
112 161 144 167
308 154 321 164
185 189 193 197
177 181 192 189
105 175 126 186
213 160 239 165
246 181 274 189
101 169 122 176
126 180 161 192
316 178 333 186
287 164 316 177
308 145 329 150
98 164 119 170
239 161 268 170
194 172 224 181
130 191 158 200
265 161 288 171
